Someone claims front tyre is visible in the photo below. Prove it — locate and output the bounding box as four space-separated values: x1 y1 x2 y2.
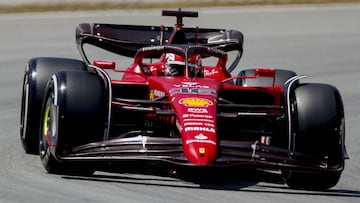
283 83 345 190
283 170 342 191
39 88 63 173
39 71 107 175
20 57 87 154
20 72 38 154
40 80 95 175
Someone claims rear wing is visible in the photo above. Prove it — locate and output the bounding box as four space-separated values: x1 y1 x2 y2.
76 23 244 72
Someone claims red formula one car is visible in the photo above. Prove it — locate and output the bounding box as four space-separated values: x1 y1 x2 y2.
20 9 347 190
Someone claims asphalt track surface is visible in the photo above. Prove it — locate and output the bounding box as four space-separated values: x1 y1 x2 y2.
1 4 360 203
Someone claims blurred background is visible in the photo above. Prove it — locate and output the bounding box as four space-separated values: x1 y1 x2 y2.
1 0 360 13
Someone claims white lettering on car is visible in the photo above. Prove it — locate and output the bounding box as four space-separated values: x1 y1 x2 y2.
187 107 208 114
170 88 216 96
182 114 213 120
184 122 203 126
185 133 216 145
153 89 165 97
184 126 216 133
204 69 219 77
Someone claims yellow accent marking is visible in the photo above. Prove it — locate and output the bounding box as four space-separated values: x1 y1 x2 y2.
180 98 212 107
199 147 205 154
149 91 154 100
43 105 51 137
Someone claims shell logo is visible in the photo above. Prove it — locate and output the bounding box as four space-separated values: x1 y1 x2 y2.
179 98 213 107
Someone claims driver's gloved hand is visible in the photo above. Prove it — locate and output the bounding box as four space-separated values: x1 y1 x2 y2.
169 67 180 76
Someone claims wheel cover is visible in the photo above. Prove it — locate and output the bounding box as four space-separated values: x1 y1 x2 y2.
40 95 57 158
43 105 51 138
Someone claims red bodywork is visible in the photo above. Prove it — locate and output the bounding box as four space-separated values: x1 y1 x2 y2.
94 50 281 166
64 9 342 174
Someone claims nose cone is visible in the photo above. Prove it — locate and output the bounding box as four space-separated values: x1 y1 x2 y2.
168 81 220 165
183 133 217 165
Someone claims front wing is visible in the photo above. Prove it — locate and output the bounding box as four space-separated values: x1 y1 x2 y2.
54 135 343 173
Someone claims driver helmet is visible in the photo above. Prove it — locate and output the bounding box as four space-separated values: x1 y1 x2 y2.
188 54 204 77
164 53 185 76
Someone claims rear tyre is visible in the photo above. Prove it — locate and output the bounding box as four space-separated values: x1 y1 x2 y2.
20 57 87 154
283 83 345 190
39 70 107 175
236 69 297 86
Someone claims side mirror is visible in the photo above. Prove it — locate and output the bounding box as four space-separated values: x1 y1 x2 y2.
254 68 275 78
93 60 116 70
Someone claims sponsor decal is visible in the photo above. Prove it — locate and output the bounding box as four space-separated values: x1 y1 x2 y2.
187 107 208 114
184 126 216 133
184 122 203 126
183 118 214 123
174 82 209 88
203 122 215 128
182 117 215 128
183 114 213 119
195 133 208 140
185 133 217 145
204 69 219 77
178 82 199 86
150 89 165 100
153 89 165 97
170 87 216 96
179 98 213 107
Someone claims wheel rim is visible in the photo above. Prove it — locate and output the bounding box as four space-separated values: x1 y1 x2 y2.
40 93 57 158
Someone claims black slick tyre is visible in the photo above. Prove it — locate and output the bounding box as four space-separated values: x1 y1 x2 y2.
39 70 107 175
20 57 87 154
283 83 345 190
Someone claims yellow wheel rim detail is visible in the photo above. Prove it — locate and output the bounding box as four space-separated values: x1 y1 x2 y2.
43 105 51 137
